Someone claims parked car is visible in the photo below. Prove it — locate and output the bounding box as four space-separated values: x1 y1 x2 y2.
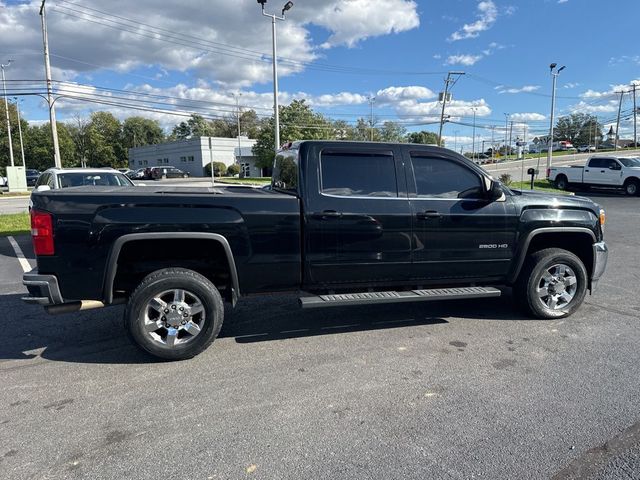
150 166 190 180
23 141 608 360
26 169 41 187
127 168 146 180
33 168 135 191
576 145 596 153
548 156 640 195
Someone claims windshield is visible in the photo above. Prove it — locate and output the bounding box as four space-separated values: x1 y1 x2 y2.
619 157 640 167
57 172 134 188
272 149 299 195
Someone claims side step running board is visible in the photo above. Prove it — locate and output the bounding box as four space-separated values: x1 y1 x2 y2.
299 287 501 309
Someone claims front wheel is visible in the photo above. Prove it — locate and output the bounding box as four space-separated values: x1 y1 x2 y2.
124 268 224 360
514 248 588 319
624 179 639 196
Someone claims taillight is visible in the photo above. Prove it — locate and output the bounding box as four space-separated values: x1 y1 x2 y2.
31 210 54 256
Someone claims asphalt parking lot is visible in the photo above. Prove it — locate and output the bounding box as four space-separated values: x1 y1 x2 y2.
0 193 639 479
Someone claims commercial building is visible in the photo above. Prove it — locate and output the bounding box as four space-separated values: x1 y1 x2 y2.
128 136 264 177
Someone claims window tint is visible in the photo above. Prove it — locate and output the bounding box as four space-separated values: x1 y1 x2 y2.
410 156 483 199
588 158 607 168
320 150 397 197
272 150 299 194
35 173 48 187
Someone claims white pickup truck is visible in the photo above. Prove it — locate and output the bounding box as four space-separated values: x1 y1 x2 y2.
548 156 640 196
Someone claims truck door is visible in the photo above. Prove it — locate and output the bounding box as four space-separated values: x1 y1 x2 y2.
405 150 518 281
583 157 620 185
303 145 413 287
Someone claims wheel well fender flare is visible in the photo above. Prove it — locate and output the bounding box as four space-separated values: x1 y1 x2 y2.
102 232 240 304
507 227 596 284
623 176 639 185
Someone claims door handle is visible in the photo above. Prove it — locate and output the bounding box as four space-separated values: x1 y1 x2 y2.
585 169 589 172
312 210 342 219
416 210 442 220
600 170 605 173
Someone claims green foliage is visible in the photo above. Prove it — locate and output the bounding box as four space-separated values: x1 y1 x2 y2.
226 163 241 176
379 121 407 143
204 161 228 177
0 213 30 237
554 113 603 145
499 173 513 186
406 131 442 145
122 116 165 150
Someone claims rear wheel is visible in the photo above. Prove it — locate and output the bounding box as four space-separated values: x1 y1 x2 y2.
624 179 639 196
124 268 224 360
514 248 588 319
554 175 569 190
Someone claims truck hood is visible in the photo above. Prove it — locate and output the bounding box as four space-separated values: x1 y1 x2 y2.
509 187 600 214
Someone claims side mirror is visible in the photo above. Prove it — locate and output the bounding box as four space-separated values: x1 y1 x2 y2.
487 180 504 201
36 185 51 192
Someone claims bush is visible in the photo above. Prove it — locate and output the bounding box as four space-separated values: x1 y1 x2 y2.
499 173 512 186
204 161 228 177
227 164 241 176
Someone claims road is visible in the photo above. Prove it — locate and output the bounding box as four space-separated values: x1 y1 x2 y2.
0 193 639 479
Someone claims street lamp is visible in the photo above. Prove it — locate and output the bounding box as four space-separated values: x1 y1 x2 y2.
1 59 15 168
232 92 242 164
13 97 26 167
546 63 565 175
258 0 293 152
471 106 477 160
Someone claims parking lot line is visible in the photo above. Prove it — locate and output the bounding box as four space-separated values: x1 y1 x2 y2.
7 235 32 273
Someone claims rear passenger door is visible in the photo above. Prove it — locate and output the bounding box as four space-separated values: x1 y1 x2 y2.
406 151 517 282
303 146 413 287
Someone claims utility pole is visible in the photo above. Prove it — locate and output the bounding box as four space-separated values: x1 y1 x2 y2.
40 0 62 168
1 61 15 167
368 96 376 141
260 1 293 152
632 84 637 147
234 92 242 164
14 97 26 167
503 113 509 161
438 71 464 147
508 121 514 162
471 107 477 160
547 63 565 174
614 90 624 151
490 125 495 163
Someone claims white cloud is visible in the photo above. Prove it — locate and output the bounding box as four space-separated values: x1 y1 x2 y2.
445 54 483 66
375 86 436 103
510 112 546 122
309 0 420 48
570 100 619 114
449 1 498 41
558 0 569 4
563 82 580 89
0 0 420 87
498 85 540 94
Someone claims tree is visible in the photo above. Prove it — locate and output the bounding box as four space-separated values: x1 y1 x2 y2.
85 111 124 167
253 100 333 168
555 113 603 145
204 161 228 177
170 114 214 140
24 122 76 170
122 116 164 150
67 115 91 167
379 121 406 143
406 131 442 146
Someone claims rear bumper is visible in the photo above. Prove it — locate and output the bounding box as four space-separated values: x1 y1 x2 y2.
590 241 608 291
22 269 64 306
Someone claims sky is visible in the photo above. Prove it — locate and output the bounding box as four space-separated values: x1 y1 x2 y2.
1 0 639 150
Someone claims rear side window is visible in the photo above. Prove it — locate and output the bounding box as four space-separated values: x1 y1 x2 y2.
35 173 48 187
410 155 483 199
320 150 397 197
272 150 299 194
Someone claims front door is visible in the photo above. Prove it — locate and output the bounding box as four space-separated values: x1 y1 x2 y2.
584 157 621 185
304 146 413 288
406 151 518 282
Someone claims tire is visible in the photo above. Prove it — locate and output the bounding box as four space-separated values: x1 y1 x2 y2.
624 179 639 196
124 268 224 360
514 248 588 319
182 173 188 178
554 175 568 190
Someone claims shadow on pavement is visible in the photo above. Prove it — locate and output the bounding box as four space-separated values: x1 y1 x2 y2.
1 289 533 365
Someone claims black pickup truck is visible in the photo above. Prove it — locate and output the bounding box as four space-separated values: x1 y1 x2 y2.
23 141 608 360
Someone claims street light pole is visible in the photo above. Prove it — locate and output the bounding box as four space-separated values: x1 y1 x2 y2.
40 0 62 168
503 113 509 161
437 71 464 147
13 97 26 167
368 96 376 141
471 107 477 160
259 0 293 153
546 63 565 175
1 61 15 167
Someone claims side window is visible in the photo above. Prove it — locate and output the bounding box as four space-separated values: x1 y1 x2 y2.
589 158 605 168
35 173 47 187
320 150 397 197
608 159 621 170
47 174 56 188
410 156 483 199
